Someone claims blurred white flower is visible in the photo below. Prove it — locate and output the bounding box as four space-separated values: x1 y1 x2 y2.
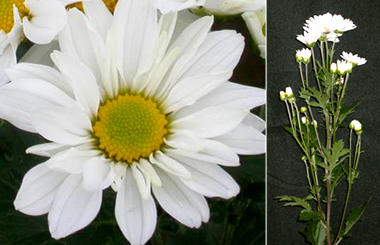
296 30 320 47
337 60 353 75
0 0 266 244
341 51 367 67
295 48 311 64
242 10 265 59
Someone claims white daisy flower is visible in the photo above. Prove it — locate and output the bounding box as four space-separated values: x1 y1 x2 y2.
337 59 353 75
242 10 266 59
295 48 311 64
341 51 367 67
0 0 265 244
303 12 355 42
296 30 321 47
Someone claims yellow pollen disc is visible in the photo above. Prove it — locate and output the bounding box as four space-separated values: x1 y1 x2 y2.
93 94 168 164
0 0 29 33
67 0 118 14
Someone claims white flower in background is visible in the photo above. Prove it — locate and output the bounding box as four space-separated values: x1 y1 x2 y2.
155 0 264 16
0 0 265 244
340 51 367 67
301 116 309 125
154 0 205 14
295 48 311 64
296 30 320 47
337 59 353 76
0 0 78 85
285 87 293 97
330 62 337 74
242 10 265 59
303 12 356 42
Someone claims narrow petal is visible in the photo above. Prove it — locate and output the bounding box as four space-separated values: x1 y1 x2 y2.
0 43 16 86
164 131 204 153
162 71 232 113
82 156 114 191
59 9 106 84
14 163 69 216
0 78 76 132
20 41 58 66
115 168 157 245
154 0 205 14
113 0 158 84
137 158 162 187
83 0 113 40
48 174 102 239
213 123 266 155
6 63 73 97
46 148 98 174
132 165 151 200
153 167 209 228
32 105 92 145
51 51 100 117
150 151 192 180
26 142 71 157
174 154 240 199
171 106 248 138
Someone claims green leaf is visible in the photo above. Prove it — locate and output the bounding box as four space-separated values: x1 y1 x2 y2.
322 140 350 172
338 99 364 125
339 197 371 240
275 196 312 211
300 220 326 245
299 210 321 222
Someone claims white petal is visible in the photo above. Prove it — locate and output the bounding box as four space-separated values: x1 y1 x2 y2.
82 156 114 191
113 0 158 84
0 43 16 86
20 41 58 66
137 158 162 187
166 139 240 167
48 174 102 239
171 106 248 138
163 71 232 113
150 151 192 180
14 163 69 216
164 131 204 153
6 63 73 97
0 78 76 132
59 9 106 84
32 105 92 145
154 0 205 14
23 0 67 44
243 113 266 132
115 168 157 245
26 142 71 157
213 122 266 155
153 167 209 228
51 51 100 117
46 147 98 174
83 0 113 40
180 30 244 77
132 165 151 200
174 154 240 198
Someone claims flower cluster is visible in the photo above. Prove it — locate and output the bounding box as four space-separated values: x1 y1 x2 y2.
295 48 311 64
297 12 356 46
0 0 265 244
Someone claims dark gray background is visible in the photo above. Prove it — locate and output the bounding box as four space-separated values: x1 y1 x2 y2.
267 1 380 244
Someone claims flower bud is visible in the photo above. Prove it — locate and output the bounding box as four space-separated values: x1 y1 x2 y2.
300 107 307 113
330 63 337 74
301 116 309 125
349 119 362 134
285 87 293 97
279 91 286 101
295 48 311 64
301 156 307 161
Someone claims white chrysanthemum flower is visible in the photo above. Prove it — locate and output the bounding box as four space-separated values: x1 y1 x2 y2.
242 10 265 59
295 48 311 63
349 119 362 131
0 0 265 244
303 12 355 42
296 30 320 47
337 59 353 76
340 51 367 67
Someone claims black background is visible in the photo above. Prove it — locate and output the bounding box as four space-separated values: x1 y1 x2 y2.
267 1 380 244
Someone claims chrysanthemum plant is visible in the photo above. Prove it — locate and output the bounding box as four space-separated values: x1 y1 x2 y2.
277 13 371 245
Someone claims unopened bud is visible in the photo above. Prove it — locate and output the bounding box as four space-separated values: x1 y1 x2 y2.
300 107 307 113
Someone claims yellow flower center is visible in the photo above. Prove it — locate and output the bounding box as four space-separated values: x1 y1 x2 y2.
0 0 29 33
67 0 118 14
93 94 168 164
